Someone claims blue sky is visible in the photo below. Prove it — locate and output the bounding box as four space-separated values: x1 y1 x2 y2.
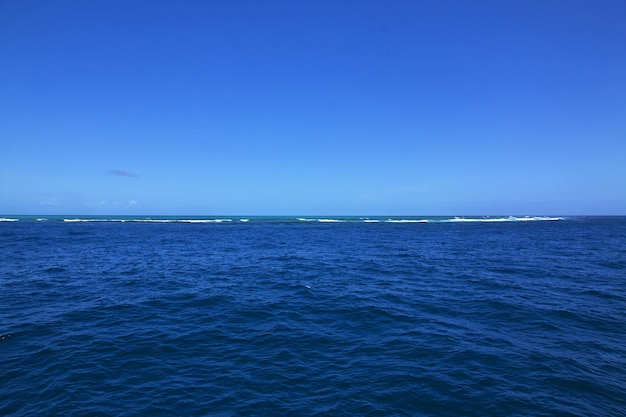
1 0 625 215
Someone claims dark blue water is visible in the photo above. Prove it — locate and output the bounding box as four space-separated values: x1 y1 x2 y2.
1 216 625 416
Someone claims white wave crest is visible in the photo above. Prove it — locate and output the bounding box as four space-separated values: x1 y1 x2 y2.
130 219 172 223
514 216 562 221
0 218 19 222
63 218 131 222
385 219 429 223
177 219 232 223
447 217 508 223
446 216 562 223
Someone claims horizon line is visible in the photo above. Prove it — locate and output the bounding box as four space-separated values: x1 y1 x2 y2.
2 214 624 218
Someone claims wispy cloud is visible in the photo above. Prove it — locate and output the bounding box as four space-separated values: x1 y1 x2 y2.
108 169 139 178
40 198 60 206
84 200 139 208
85 200 107 207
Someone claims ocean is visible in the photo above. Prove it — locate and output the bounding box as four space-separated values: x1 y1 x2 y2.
1 216 625 416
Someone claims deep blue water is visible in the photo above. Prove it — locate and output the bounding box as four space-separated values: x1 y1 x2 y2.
1 216 625 416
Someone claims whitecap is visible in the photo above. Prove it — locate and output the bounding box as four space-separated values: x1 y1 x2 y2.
178 219 232 223
516 216 562 221
385 219 429 223
132 219 173 223
0 218 18 222
446 217 508 223
445 216 563 223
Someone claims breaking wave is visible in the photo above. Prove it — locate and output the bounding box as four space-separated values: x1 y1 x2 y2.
1 216 568 224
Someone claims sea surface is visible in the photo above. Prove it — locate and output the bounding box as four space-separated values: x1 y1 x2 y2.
1 216 625 416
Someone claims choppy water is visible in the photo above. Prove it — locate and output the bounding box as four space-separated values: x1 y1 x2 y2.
1 216 625 416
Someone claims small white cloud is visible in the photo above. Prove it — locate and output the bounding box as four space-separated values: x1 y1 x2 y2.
129 200 138 206
107 169 139 178
40 198 60 206
85 200 107 207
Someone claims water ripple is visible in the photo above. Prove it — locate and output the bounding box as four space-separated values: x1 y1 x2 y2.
1 218 626 415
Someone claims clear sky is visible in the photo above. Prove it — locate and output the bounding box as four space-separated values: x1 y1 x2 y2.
1 0 625 215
